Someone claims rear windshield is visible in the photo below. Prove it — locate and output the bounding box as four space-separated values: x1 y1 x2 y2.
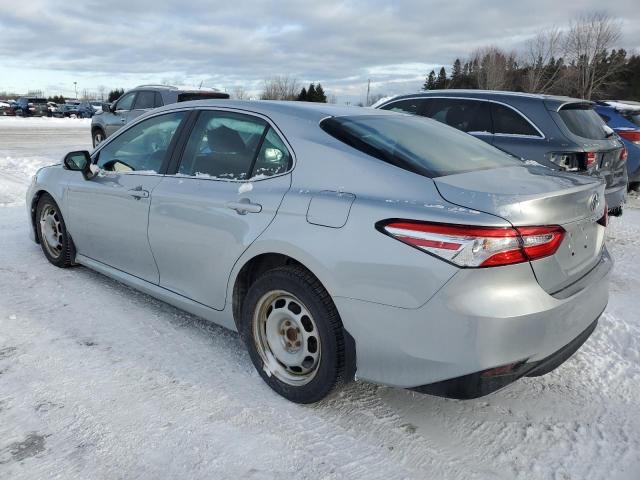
320 115 521 178
621 111 640 127
29 98 47 104
177 92 230 102
558 105 608 139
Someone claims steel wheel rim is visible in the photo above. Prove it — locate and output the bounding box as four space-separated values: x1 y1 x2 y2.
94 131 104 146
39 204 63 259
253 290 321 386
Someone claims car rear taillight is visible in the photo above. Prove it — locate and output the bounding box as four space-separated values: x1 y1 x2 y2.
620 146 628 162
617 130 640 145
586 151 597 167
379 221 565 268
547 152 598 171
597 204 608 227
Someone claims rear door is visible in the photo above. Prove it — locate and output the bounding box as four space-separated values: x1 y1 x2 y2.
148 109 292 310
65 111 188 283
490 102 546 160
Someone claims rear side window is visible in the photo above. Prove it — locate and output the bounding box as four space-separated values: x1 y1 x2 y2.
134 91 155 109
491 104 540 136
423 98 492 134
381 99 422 115
320 115 520 178
559 105 608 139
178 111 279 180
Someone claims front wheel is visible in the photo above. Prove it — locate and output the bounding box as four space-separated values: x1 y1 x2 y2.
36 193 76 268
240 266 347 403
92 128 105 148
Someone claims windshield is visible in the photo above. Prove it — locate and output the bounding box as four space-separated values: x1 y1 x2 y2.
621 111 640 127
320 114 521 178
559 105 608 139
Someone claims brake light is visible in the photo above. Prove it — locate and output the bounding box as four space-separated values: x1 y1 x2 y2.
620 146 628 162
617 130 640 145
586 151 597 167
597 204 608 227
380 221 565 268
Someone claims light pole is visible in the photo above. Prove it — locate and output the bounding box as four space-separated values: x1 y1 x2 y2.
73 82 77 100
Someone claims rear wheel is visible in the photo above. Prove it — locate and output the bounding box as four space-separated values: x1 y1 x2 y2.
36 193 75 268
240 266 346 403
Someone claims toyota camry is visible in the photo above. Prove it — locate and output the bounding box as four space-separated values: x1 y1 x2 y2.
27 100 612 403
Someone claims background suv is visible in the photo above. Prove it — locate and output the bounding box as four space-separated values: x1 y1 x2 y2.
90 84 230 147
594 100 640 191
375 91 628 215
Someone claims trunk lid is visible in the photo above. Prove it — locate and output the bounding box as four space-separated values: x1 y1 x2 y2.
434 165 607 293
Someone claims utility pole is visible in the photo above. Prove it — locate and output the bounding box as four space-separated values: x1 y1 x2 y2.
366 79 370 107
73 81 77 100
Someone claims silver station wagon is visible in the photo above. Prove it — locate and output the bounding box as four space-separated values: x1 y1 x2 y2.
27 101 612 403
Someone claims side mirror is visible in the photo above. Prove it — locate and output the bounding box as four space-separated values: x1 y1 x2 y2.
63 151 93 180
101 102 112 113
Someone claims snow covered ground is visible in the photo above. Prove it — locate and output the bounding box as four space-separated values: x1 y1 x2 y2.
0 117 639 479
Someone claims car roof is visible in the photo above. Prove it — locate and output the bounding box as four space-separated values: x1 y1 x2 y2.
149 99 400 123
380 89 591 109
131 84 225 93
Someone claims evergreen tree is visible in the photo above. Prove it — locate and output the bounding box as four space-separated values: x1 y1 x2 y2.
435 67 447 89
450 59 462 88
297 87 307 101
108 88 124 103
315 83 327 102
307 83 317 102
423 70 436 90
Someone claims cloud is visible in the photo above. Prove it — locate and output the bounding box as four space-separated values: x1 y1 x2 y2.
1 0 638 101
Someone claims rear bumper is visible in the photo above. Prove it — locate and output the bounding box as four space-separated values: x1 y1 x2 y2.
412 318 599 399
605 183 627 210
334 247 612 394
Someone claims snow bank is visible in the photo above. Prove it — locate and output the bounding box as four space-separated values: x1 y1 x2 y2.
0 116 92 129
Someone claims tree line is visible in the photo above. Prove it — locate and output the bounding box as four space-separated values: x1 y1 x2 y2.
422 12 640 100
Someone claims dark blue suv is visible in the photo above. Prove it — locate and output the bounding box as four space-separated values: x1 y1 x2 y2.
375 90 627 215
594 101 640 191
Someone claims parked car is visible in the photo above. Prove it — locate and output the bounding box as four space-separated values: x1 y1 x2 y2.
89 101 103 114
28 101 611 403
13 97 48 117
91 84 230 147
594 101 640 191
0 100 12 115
53 102 95 118
47 102 59 116
374 91 628 215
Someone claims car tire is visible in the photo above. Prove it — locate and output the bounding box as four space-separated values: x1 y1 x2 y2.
609 206 623 217
629 182 640 193
92 128 105 148
35 193 76 268
240 265 347 404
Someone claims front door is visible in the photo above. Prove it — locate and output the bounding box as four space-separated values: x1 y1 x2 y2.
65 111 188 283
104 91 136 136
148 109 293 309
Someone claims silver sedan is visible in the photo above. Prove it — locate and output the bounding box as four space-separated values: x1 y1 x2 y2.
27 100 612 403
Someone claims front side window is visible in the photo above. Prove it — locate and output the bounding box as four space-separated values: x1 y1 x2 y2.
491 104 539 136
97 111 186 173
115 92 136 111
320 114 520 178
133 91 155 110
178 111 290 180
381 99 422 115
423 99 492 134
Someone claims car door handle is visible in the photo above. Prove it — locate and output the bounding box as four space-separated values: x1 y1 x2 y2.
128 188 149 199
226 199 262 214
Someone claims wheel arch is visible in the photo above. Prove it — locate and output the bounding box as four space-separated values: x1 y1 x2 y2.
230 250 356 381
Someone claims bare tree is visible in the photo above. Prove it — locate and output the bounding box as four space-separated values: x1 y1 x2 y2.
98 85 106 101
327 94 338 104
233 86 248 100
470 46 517 90
366 93 386 107
564 12 623 99
260 75 300 100
522 28 563 93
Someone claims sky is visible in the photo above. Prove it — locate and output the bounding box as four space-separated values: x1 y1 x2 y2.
0 0 639 104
